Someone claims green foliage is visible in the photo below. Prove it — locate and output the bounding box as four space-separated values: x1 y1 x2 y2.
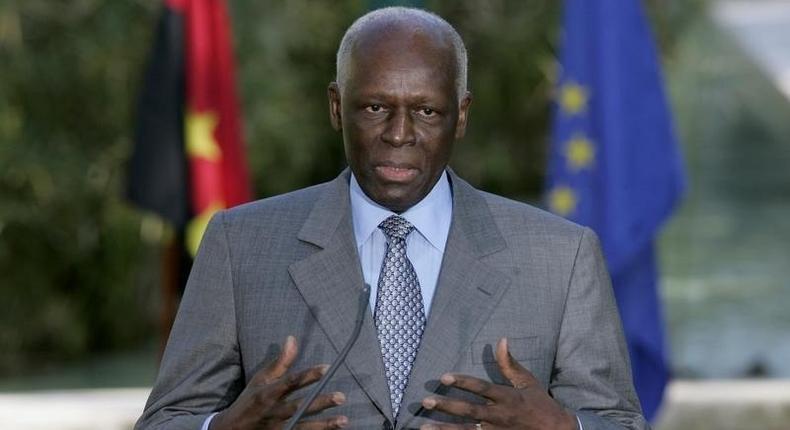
433 1 560 200
0 0 160 374
231 1 367 196
0 0 700 375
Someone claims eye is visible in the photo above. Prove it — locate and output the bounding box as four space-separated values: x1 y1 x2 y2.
418 107 436 117
365 104 383 113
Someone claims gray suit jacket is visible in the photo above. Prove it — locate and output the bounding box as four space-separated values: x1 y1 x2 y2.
136 170 648 430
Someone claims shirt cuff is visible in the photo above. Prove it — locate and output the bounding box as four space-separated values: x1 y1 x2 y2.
201 412 219 430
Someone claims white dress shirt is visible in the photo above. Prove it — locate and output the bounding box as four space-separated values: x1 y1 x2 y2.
350 171 452 316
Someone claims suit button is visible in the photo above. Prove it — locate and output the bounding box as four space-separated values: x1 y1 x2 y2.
382 420 393 430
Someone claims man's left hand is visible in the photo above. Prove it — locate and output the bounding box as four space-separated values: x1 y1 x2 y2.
420 338 577 430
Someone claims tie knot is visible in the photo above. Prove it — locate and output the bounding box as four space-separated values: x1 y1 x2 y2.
378 215 414 240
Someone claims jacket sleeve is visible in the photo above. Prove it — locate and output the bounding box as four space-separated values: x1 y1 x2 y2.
135 211 244 430
551 228 651 430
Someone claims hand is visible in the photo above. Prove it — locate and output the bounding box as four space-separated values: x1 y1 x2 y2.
420 338 577 430
210 336 348 430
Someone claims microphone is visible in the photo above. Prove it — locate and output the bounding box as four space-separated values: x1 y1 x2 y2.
283 284 371 430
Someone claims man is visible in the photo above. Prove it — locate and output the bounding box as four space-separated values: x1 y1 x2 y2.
137 7 648 430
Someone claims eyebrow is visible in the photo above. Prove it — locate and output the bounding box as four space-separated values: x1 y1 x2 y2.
353 87 446 104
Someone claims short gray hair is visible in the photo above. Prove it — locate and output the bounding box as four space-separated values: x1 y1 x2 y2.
335 7 468 101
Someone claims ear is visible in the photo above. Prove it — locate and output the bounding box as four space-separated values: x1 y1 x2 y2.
328 82 342 131
454 91 472 139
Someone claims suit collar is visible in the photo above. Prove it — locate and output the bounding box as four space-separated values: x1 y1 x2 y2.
444 169 507 257
296 170 352 249
297 168 506 256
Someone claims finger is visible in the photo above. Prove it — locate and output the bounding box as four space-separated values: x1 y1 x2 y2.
253 336 299 385
495 337 539 389
420 423 481 430
270 336 300 379
294 415 349 429
438 373 506 402
270 364 330 398
273 391 346 418
421 395 492 422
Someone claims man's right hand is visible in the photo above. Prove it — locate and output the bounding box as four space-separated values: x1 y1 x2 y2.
209 335 348 430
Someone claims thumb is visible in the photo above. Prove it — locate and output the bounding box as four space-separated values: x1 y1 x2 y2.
253 335 298 384
496 337 539 389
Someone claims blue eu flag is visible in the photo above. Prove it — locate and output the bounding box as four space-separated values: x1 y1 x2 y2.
546 0 685 420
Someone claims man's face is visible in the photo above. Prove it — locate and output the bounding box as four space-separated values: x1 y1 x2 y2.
329 28 471 213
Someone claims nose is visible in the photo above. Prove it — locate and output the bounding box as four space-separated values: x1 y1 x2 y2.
381 108 416 147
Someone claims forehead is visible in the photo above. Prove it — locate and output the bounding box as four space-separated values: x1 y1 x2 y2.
345 23 456 97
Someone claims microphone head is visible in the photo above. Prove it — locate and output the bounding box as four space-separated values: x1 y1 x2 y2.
358 284 371 317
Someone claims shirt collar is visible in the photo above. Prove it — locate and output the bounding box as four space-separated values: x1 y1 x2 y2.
350 171 453 252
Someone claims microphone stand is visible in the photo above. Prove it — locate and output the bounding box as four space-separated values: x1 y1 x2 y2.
283 284 371 430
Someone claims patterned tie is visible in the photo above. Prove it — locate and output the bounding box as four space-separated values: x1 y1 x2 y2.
374 215 427 418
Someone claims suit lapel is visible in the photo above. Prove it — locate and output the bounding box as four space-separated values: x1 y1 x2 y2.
397 172 512 429
288 170 394 419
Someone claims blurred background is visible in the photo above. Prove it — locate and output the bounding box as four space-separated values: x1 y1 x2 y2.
1 0 789 429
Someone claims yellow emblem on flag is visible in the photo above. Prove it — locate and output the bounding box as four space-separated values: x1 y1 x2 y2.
185 110 221 161
559 82 589 115
186 201 224 257
565 134 595 170
548 186 578 216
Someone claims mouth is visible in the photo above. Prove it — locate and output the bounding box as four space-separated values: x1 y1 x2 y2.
373 163 419 182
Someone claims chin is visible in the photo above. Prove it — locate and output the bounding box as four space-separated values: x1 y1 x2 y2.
373 189 418 213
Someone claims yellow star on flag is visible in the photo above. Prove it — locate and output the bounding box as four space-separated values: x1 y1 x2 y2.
565 134 595 170
185 110 221 161
559 82 589 115
548 186 578 216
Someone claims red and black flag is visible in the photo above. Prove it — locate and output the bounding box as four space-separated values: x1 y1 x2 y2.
128 0 252 259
